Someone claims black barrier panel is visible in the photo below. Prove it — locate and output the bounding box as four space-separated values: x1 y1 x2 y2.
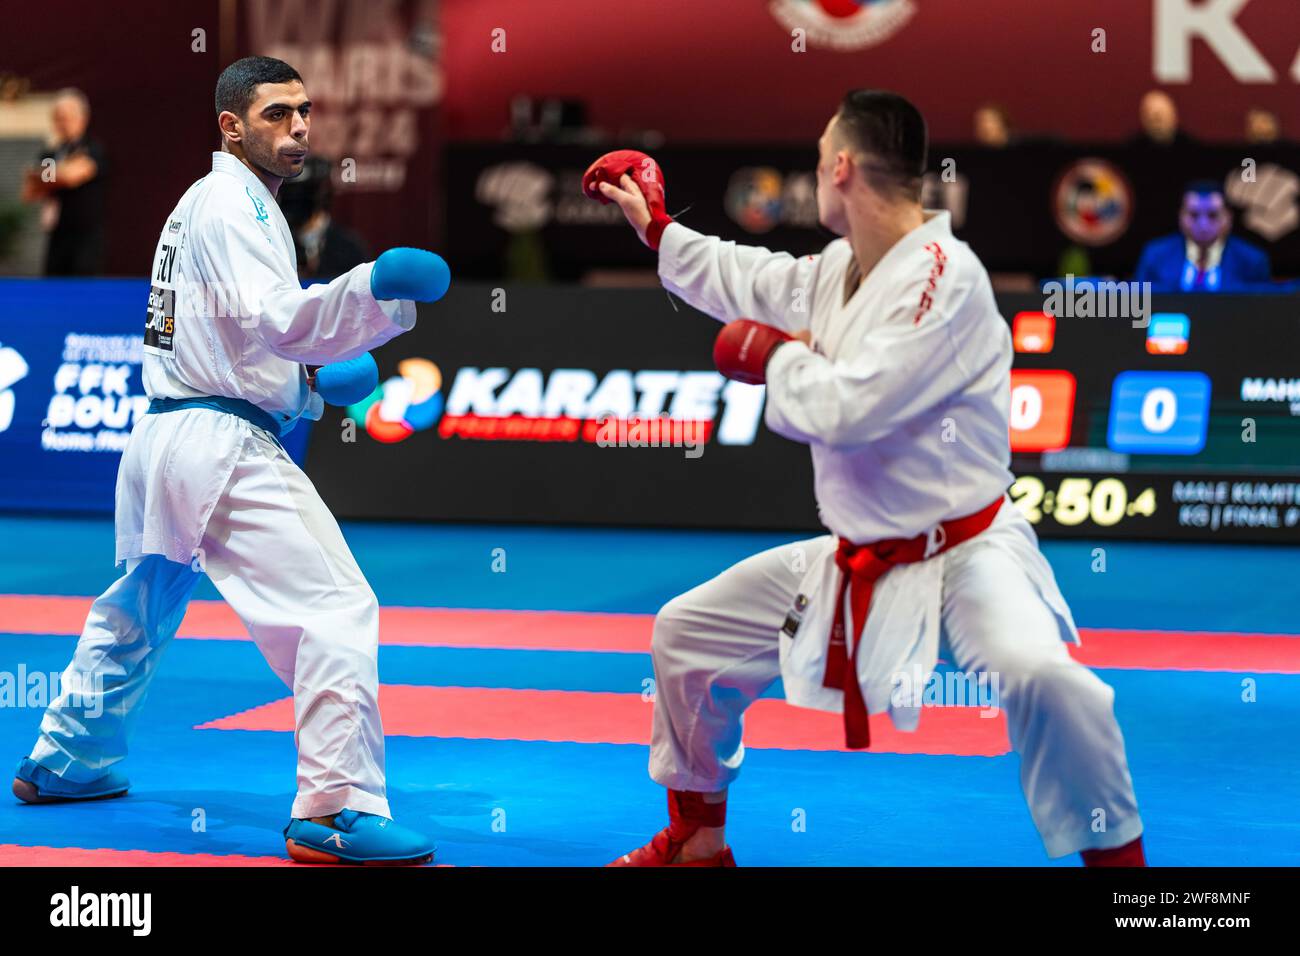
304 285 1300 542
449 143 1300 281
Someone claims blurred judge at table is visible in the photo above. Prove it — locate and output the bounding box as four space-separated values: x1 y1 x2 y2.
1134 180 1271 292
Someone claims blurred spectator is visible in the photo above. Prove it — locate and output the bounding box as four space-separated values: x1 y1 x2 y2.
21 88 106 275
1245 108 1280 144
1130 90 1194 148
277 156 368 280
972 103 1013 148
1134 180 1270 291
0 73 31 103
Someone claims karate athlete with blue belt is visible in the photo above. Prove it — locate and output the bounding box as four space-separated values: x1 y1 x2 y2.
13 56 449 866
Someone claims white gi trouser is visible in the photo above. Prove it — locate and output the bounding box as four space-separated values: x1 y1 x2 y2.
648 508 1143 858
30 407 389 820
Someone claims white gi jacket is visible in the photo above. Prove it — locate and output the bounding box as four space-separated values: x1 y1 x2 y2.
117 151 416 566
658 214 1077 726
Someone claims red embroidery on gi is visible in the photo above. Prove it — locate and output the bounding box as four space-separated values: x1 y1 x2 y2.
913 241 947 325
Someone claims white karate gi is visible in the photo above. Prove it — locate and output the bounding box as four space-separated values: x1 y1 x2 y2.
649 214 1142 857
28 151 415 820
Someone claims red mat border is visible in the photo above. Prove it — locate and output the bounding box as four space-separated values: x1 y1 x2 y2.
3 594 1298 672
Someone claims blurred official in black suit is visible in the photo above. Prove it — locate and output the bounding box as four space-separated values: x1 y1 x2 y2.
22 89 107 275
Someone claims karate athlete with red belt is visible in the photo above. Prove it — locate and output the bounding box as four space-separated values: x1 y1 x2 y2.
585 90 1145 867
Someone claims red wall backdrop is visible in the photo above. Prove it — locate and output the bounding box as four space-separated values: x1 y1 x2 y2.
0 0 222 275
440 0 1300 143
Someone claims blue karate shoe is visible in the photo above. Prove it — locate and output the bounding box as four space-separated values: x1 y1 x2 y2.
284 809 435 865
12 757 130 804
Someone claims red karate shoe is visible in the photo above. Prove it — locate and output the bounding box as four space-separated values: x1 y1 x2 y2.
608 790 736 867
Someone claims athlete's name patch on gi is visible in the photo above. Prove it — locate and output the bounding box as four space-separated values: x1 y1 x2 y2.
144 285 176 352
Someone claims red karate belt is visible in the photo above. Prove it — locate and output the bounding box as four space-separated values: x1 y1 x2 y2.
823 497 1005 749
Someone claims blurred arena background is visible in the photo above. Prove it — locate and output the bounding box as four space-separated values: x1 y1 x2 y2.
0 0 1297 866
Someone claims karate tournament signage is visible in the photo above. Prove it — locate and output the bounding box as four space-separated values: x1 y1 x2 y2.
304 283 816 530
0 280 311 513
0 281 151 512
1 280 1298 541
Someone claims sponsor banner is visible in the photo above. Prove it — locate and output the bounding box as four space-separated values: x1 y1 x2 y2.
448 143 1300 281
305 283 818 530
305 285 1300 541
0 280 311 515
3 280 1297 540
0 281 153 513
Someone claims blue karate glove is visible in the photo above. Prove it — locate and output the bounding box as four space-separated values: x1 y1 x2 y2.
370 248 451 302
314 353 379 407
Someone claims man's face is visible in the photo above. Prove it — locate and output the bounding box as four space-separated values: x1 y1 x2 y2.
973 107 1008 147
1140 92 1178 142
1246 110 1279 144
227 80 311 180
52 98 88 143
1180 191 1230 247
815 115 850 235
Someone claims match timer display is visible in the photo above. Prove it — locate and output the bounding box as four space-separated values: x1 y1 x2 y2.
1010 475 1157 529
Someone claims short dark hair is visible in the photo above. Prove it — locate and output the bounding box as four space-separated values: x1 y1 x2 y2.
834 90 928 201
215 56 302 118
1184 179 1224 200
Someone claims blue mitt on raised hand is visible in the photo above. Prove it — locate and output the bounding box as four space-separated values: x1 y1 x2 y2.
370 247 451 302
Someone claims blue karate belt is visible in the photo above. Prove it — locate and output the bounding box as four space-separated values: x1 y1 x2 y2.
147 395 284 448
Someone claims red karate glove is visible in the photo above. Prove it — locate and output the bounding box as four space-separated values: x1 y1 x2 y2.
582 149 674 250
712 319 794 386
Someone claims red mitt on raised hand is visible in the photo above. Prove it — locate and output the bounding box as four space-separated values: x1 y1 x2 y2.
713 319 793 386
582 149 674 249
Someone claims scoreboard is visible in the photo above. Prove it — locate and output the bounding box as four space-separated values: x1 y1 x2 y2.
1001 293 1300 542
